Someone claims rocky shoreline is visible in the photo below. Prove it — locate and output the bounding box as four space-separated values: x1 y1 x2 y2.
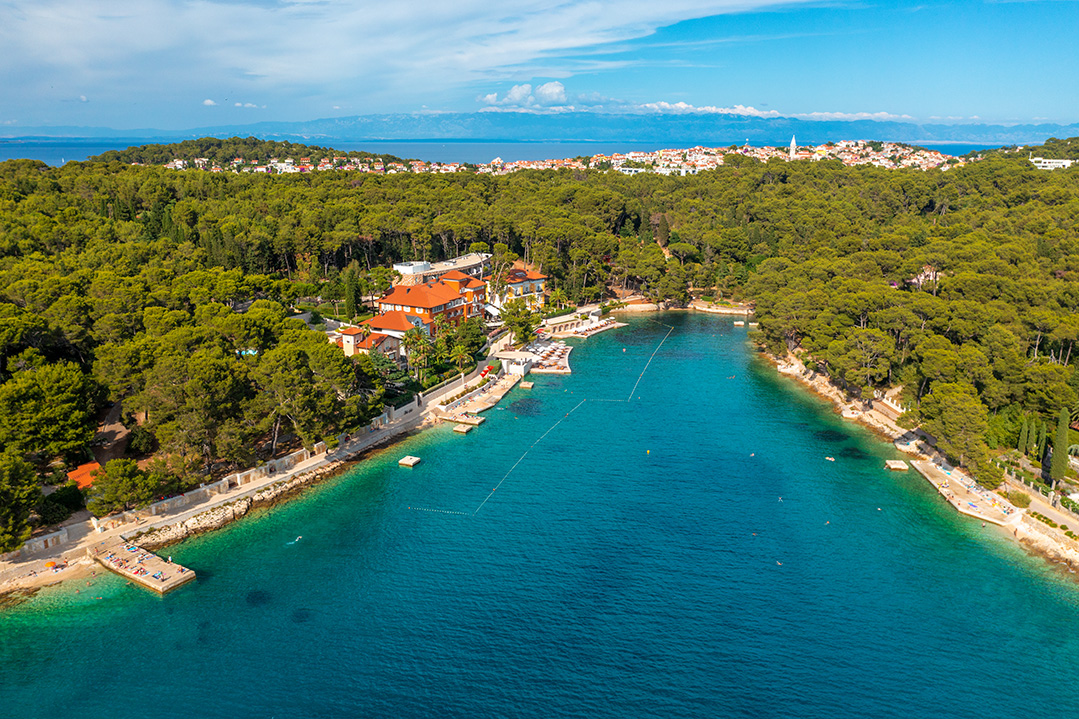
134 460 352 550
764 349 1079 581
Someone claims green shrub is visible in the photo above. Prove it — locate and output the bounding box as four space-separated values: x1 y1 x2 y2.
1007 491 1032 508
128 424 156 455
36 496 72 526
51 482 84 511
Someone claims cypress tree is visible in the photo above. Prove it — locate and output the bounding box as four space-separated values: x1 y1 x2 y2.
656 215 670 247
344 271 359 320
1051 408 1071 484
1038 421 1048 461
1018 417 1029 454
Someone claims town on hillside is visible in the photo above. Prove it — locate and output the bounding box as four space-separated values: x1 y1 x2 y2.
153 138 976 175
152 138 1079 176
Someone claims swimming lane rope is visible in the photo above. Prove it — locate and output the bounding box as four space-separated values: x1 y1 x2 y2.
471 398 589 515
626 321 674 401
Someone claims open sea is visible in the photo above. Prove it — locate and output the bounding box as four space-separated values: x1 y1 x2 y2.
3 313 1079 718
0 139 1000 166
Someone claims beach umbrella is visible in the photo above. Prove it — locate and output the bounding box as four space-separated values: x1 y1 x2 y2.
44 561 56 568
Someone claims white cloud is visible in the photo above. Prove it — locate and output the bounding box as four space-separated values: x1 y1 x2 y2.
477 90 916 121
638 101 781 117
79 94 87 102
0 0 820 126
203 99 217 106
792 110 913 121
534 81 567 105
234 102 259 108
483 81 569 108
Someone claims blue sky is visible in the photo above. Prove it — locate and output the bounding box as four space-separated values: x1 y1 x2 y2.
1 0 1076 130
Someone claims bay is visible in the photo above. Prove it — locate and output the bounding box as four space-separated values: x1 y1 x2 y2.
2 313 1076 718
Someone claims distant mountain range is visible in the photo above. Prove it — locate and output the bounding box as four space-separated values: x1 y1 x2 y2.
4 112 1078 146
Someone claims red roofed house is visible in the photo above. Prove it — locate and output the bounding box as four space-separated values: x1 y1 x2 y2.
336 325 403 362
375 272 486 329
67 461 102 490
332 270 488 365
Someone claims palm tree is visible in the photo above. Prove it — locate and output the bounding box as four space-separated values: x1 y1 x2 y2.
549 287 569 310
401 328 427 380
450 343 471 375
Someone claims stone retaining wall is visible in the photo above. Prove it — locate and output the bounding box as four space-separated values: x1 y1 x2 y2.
133 462 346 550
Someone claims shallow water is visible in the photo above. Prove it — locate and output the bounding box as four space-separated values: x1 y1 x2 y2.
3 313 1077 718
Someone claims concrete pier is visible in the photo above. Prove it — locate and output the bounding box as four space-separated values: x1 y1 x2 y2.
88 537 195 594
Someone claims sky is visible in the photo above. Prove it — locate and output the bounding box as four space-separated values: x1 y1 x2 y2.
1 0 1076 131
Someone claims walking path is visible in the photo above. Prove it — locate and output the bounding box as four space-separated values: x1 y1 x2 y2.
910 460 1018 527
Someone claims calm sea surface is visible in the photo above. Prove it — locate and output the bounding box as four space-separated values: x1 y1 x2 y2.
3 313 1078 718
0 139 1000 166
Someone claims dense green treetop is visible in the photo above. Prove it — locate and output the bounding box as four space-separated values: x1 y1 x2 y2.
89 136 410 166
0 137 1077 494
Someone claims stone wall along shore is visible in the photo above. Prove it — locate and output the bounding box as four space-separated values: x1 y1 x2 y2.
135 462 347 550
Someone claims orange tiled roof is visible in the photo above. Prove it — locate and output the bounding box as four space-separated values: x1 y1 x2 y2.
365 310 427 332
67 461 102 490
378 280 462 309
357 332 390 350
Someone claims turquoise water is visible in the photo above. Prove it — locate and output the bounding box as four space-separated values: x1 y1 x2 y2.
3 313 1079 718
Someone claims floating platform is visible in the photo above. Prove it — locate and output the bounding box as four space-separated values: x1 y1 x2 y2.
453 424 473 434
88 537 195 595
733 320 745 326
885 460 910 471
520 381 534 389
398 455 421 467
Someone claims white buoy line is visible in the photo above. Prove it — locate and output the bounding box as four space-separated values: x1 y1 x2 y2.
410 320 675 517
472 398 588 515
626 321 674 402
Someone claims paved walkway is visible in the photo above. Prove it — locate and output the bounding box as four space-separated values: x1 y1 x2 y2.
0 335 530 596
910 460 1018 527
0 360 489 595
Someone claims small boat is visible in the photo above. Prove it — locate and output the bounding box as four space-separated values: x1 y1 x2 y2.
825 456 835 462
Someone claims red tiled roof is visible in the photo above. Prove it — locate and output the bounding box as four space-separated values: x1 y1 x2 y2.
68 461 102 490
440 270 471 280
357 332 390 350
378 280 462 309
364 311 426 332
340 327 365 336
